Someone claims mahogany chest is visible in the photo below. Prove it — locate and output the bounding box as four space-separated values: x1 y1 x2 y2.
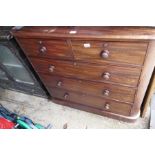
12 27 155 122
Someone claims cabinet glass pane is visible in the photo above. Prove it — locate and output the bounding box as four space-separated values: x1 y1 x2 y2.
0 45 34 85
0 69 8 80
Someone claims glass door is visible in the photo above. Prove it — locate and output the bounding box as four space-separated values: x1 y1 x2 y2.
0 45 34 85
0 68 8 80
0 28 47 97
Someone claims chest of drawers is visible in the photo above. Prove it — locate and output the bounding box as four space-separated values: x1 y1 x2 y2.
12 27 155 122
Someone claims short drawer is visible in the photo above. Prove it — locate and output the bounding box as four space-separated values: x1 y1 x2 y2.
40 74 136 103
29 58 141 87
17 39 73 60
48 87 131 116
71 41 148 65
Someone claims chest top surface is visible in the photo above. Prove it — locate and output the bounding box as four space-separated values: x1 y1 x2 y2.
12 26 155 41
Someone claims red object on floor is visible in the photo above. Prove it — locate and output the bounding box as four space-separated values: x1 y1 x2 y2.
0 117 15 129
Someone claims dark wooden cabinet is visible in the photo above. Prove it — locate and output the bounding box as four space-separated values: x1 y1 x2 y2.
12 27 155 122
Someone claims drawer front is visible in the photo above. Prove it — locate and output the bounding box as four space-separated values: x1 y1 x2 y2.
29 58 141 87
48 87 131 116
40 74 136 103
18 39 73 60
71 41 148 65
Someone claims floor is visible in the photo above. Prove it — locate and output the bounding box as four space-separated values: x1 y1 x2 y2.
0 88 150 129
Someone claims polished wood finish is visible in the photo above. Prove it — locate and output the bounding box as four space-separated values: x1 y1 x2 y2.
141 70 155 117
48 87 131 116
18 38 148 66
12 26 155 40
52 98 139 122
17 39 73 60
71 41 147 65
28 57 141 87
131 41 155 116
38 74 136 103
12 26 155 122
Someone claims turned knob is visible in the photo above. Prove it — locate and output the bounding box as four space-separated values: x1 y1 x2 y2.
57 81 62 87
103 89 110 96
100 50 109 59
105 103 110 110
49 65 55 72
64 93 69 99
39 46 47 54
102 72 110 80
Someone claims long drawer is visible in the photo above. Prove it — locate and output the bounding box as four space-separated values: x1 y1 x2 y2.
71 41 148 65
29 57 141 87
39 74 136 103
18 39 73 60
48 87 131 116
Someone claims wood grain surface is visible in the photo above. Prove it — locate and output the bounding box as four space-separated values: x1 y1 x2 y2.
28 57 141 87
48 87 131 116
12 26 155 122
12 26 155 41
39 74 137 103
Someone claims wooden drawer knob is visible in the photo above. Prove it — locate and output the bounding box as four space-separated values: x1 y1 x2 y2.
49 65 55 72
103 89 110 96
57 81 62 87
39 46 47 54
64 93 69 99
104 103 110 110
100 50 109 59
102 72 110 80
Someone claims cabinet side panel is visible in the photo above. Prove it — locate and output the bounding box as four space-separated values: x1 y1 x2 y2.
131 41 155 116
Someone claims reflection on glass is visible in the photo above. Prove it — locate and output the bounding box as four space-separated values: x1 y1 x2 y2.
0 45 34 85
0 69 8 80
